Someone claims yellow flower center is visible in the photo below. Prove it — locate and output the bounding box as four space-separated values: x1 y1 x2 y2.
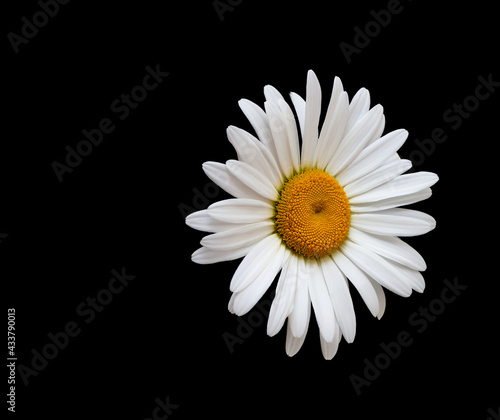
274 168 350 259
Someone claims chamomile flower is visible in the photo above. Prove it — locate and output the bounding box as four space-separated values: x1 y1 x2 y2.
186 71 437 359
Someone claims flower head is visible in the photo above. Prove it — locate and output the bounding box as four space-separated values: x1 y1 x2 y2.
186 71 438 359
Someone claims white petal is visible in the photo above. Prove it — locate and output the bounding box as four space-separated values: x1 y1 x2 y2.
191 244 253 265
265 100 294 178
319 92 349 168
267 254 299 337
367 115 385 144
202 161 265 201
350 188 432 213
238 99 276 157
290 92 306 137
200 221 274 251
331 249 380 317
230 234 283 293
264 84 284 104
320 323 341 360
228 292 236 313
336 129 408 186
278 98 301 174
301 70 322 167
232 244 289 315
341 240 413 297
226 125 261 163
308 260 336 343
207 198 274 224
349 172 439 204
367 113 385 146
345 88 370 134
380 207 437 222
288 257 310 338
313 77 349 168
226 126 282 187
327 104 384 176
226 160 279 201
343 159 412 198
347 227 427 271
321 256 356 343
185 209 238 232
285 318 309 357
351 208 436 237
393 262 425 293
367 276 386 319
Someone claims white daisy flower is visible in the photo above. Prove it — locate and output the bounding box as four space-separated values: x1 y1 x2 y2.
186 70 438 359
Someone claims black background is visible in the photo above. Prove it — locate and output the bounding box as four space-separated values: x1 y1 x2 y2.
4 0 499 418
